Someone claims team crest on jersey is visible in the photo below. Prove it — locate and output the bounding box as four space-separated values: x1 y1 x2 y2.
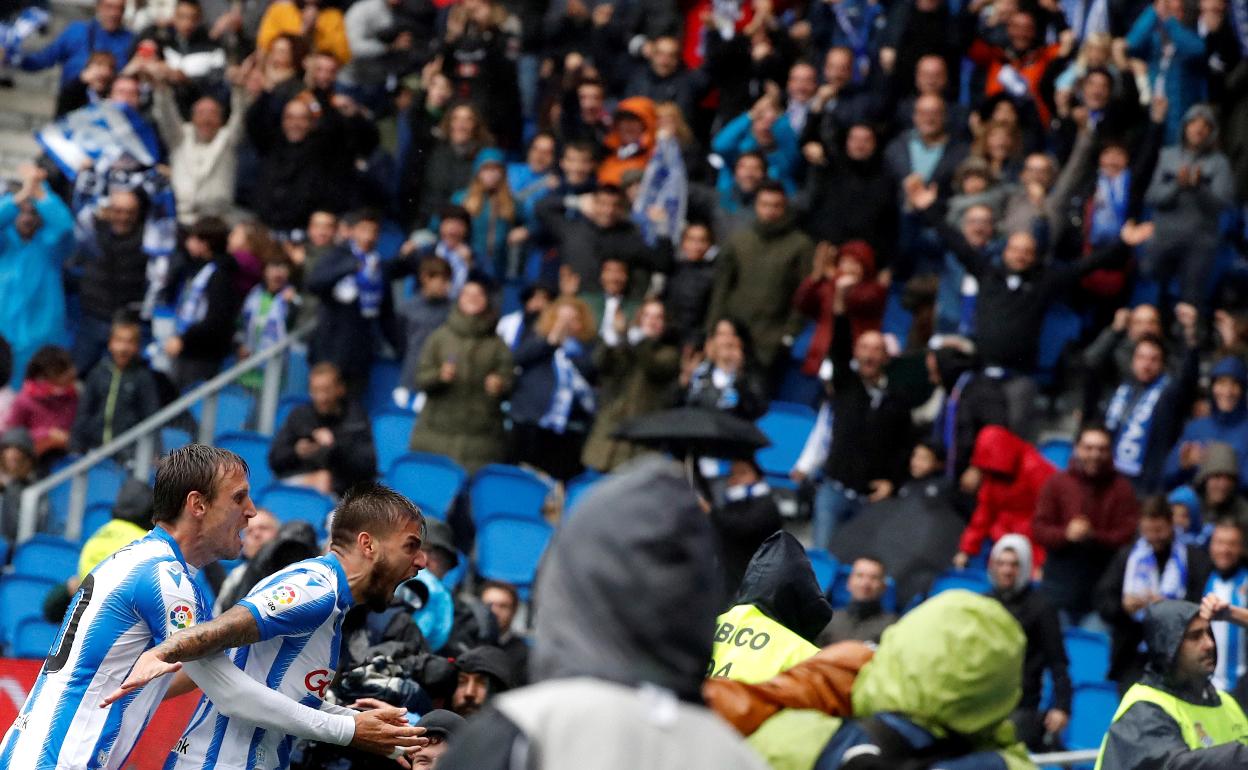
168 604 195 629
265 584 300 612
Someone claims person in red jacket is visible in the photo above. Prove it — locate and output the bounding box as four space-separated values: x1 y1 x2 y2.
792 240 887 377
953 424 1055 571
1033 425 1140 625
4 345 78 465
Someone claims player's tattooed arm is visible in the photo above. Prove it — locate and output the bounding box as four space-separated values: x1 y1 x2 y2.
101 607 261 706
157 606 261 663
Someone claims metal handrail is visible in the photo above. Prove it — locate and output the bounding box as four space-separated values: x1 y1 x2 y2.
16 322 316 542
1031 749 1099 767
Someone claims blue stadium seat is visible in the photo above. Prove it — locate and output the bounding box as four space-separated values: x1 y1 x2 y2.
282 345 310 398
756 402 817 487
12 534 81 582
563 470 603 517
0 536 9 566
162 426 192 453
470 464 553 525
1065 628 1111 685
386 452 468 520
13 616 59 659
215 431 275 493
366 359 402 416
0 575 58 647
372 409 417 478
1064 682 1120 750
47 459 128 535
191 386 254 435
476 515 554 600
258 484 335 535
806 549 839 594
81 502 114 542
1036 303 1083 387
275 394 310 429
929 568 991 597
1039 438 1073 470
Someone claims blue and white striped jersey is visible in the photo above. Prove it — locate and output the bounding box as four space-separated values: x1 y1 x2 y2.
0 527 210 770
165 554 354 770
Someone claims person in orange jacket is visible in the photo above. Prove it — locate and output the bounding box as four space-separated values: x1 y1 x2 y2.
597 96 657 188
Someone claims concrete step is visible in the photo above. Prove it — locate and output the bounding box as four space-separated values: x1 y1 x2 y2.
0 129 42 180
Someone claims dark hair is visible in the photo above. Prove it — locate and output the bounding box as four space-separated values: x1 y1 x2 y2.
480 579 519 606
851 554 887 572
756 179 787 198
329 482 424 550
595 183 624 198
345 208 382 226
419 255 453 280
1077 423 1113 443
1083 66 1113 86
563 141 596 158
152 444 249 524
528 130 557 150
1134 333 1167 361
736 150 767 169
439 204 472 228
189 216 229 255
912 438 945 462
309 361 343 384
1140 494 1174 522
576 76 605 92
24 345 73 382
110 310 143 336
0 335 10 388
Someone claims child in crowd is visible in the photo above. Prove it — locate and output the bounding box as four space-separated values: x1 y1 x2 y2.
393 256 454 411
71 312 161 452
4 346 77 464
238 253 300 391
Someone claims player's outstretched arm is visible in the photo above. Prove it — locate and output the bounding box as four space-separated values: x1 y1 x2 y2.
102 605 261 705
179 654 428 758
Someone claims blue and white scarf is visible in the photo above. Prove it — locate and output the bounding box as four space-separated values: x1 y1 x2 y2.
175 262 216 334
1061 0 1110 41
831 0 883 81
940 370 975 479
1231 0 1248 55
435 241 470 298
633 135 688 248
241 286 291 353
1123 537 1188 621
353 244 383 319
1208 568 1248 691
1105 374 1169 477
1090 171 1130 247
1 8 48 63
538 340 595 434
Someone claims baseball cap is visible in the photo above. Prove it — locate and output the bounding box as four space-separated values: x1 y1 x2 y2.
416 709 465 741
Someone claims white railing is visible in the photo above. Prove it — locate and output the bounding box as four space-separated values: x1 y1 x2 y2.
16 322 315 543
1031 749 1099 767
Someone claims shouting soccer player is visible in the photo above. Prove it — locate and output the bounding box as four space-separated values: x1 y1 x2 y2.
0 445 424 769
107 482 429 770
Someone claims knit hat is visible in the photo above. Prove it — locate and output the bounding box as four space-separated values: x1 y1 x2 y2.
1210 356 1248 388
0 427 34 459
473 147 507 173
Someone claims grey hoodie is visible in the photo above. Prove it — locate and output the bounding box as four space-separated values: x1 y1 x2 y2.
1145 104 1236 244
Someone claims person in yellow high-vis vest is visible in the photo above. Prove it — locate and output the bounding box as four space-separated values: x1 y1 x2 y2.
1096 599 1248 769
708 531 832 684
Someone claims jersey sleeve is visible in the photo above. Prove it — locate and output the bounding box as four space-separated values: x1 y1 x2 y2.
237 566 337 642
134 560 213 645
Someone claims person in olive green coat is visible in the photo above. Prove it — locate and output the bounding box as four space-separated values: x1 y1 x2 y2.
582 299 682 472
409 278 515 472
706 181 814 376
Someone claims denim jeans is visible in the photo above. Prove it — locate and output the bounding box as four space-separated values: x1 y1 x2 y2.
812 480 861 550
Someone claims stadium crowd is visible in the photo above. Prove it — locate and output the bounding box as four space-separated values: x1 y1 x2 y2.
2 0 1248 763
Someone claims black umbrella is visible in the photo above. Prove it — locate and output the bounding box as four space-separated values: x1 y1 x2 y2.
828 492 966 608
613 407 771 461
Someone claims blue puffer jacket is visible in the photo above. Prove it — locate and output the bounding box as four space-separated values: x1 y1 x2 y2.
1163 357 1248 489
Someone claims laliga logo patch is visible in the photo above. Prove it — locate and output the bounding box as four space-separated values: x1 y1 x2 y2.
168 604 195 630
265 584 299 613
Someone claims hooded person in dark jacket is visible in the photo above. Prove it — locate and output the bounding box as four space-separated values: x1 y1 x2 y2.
709 459 783 595
1195 443 1248 543
1165 357 1248 491
987 535 1073 751
710 532 833 684
438 456 767 770
1096 600 1248 769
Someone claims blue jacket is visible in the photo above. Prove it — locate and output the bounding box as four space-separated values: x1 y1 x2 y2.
1164 357 1248 489
18 20 134 86
711 111 800 197
1125 8 1206 143
0 185 74 387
